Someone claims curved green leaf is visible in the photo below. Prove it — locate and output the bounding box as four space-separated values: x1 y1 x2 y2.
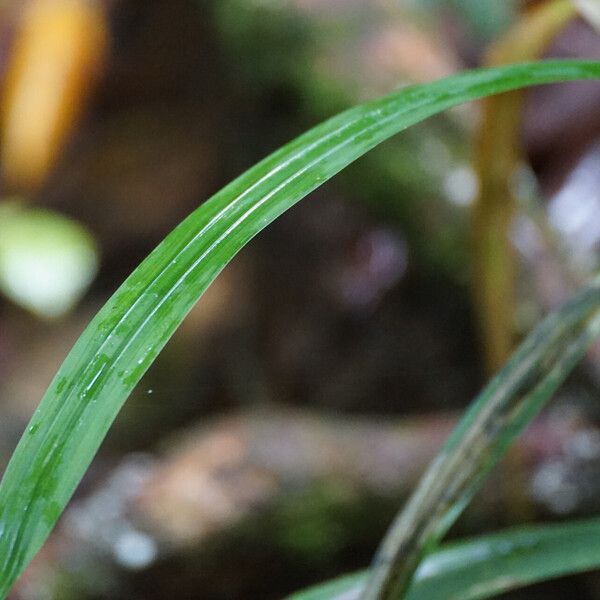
287 517 600 600
361 276 600 599
0 60 599 597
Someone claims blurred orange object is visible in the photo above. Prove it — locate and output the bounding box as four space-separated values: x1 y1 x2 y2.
1 0 108 190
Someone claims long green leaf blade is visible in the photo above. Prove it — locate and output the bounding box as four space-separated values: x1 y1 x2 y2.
361 277 600 599
0 60 599 597
287 517 600 600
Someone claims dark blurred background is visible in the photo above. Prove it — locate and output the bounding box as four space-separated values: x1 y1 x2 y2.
1 1 600 598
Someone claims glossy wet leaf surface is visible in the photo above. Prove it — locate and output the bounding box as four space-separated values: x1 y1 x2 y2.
288 517 600 600
0 60 599 597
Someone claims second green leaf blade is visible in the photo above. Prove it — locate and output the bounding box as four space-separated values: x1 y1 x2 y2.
287 517 600 600
1 60 600 598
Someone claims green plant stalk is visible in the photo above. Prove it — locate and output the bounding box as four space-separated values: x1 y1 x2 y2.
288 517 600 600
0 61 599 598
360 277 600 600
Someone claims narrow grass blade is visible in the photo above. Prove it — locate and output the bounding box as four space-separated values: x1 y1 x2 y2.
0 60 599 597
360 278 600 600
288 517 600 600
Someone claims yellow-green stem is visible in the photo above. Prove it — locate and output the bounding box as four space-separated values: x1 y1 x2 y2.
471 0 576 373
